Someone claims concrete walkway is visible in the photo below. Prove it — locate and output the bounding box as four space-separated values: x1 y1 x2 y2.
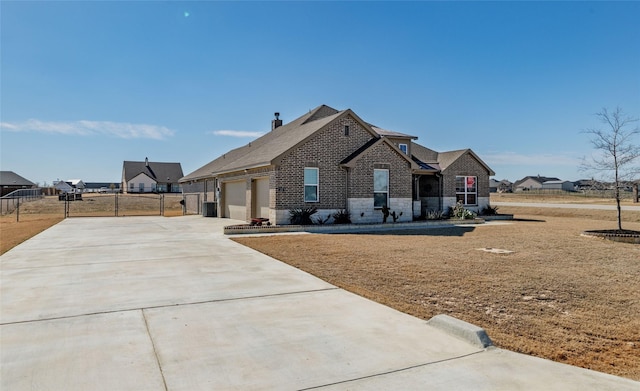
1 216 638 390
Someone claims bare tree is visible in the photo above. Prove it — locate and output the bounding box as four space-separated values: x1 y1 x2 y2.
580 107 640 231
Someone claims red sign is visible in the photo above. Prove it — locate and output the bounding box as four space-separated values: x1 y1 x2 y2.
466 177 475 188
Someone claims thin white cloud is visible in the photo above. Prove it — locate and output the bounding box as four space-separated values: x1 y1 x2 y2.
210 130 265 138
483 151 580 167
0 119 174 140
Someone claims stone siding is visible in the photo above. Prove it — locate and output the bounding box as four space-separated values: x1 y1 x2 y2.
349 197 413 224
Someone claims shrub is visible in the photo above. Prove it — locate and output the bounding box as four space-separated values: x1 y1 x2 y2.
450 201 476 220
381 205 402 223
289 207 318 225
332 209 351 224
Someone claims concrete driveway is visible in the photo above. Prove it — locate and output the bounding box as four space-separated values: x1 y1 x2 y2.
1 216 638 390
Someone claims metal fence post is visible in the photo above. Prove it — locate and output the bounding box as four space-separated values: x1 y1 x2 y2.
16 199 19 222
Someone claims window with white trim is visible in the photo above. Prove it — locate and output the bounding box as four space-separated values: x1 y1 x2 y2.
399 143 408 154
304 167 319 202
456 176 477 205
373 169 389 209
129 182 134 192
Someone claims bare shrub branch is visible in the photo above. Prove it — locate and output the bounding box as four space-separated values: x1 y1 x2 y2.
579 107 639 230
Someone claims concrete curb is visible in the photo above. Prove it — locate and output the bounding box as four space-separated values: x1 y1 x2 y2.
427 314 494 349
224 218 486 235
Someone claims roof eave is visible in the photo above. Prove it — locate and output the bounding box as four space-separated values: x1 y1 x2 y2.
412 168 440 175
215 162 274 177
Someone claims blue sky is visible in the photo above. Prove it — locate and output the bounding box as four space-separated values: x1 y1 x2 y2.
1 1 639 185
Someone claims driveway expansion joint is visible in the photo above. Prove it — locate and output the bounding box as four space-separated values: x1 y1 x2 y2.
297 350 486 390
142 309 169 391
0 287 340 326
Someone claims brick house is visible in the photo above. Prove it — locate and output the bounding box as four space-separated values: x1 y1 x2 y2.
180 105 494 224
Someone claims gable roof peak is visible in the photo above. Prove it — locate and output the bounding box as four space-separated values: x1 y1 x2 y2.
301 104 341 125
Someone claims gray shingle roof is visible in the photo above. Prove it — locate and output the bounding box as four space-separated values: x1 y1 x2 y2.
411 146 495 175
513 176 561 187
181 105 495 181
0 171 36 186
411 143 439 163
370 126 417 139
181 105 376 181
122 161 184 182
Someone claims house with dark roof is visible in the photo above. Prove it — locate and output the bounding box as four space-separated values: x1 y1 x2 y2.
0 171 36 197
180 105 494 224
122 158 183 193
513 176 561 192
490 179 513 193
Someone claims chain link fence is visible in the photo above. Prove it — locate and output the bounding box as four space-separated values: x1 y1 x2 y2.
4 193 187 221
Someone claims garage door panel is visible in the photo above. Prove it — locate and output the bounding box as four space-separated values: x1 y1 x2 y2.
224 181 246 221
253 178 269 219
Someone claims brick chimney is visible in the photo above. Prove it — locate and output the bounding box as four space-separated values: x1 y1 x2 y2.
271 112 283 131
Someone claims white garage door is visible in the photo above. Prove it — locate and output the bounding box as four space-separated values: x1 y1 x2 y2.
224 180 246 221
252 178 270 219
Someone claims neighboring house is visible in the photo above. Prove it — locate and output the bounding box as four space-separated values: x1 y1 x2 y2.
67 179 86 192
0 171 36 197
122 158 183 193
84 182 121 193
54 179 86 193
541 180 574 192
54 180 75 193
573 179 608 191
489 179 513 193
513 176 561 192
180 105 494 224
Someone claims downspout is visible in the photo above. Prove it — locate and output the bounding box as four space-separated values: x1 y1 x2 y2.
414 175 421 217
437 173 443 212
203 178 207 202
343 167 349 212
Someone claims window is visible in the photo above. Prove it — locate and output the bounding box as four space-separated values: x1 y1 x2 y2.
304 167 319 202
129 182 134 192
373 169 389 209
344 125 350 136
139 183 145 192
456 176 477 205
398 143 408 154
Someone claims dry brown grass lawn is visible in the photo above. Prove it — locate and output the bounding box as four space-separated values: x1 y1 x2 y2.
0 214 64 255
234 208 640 381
